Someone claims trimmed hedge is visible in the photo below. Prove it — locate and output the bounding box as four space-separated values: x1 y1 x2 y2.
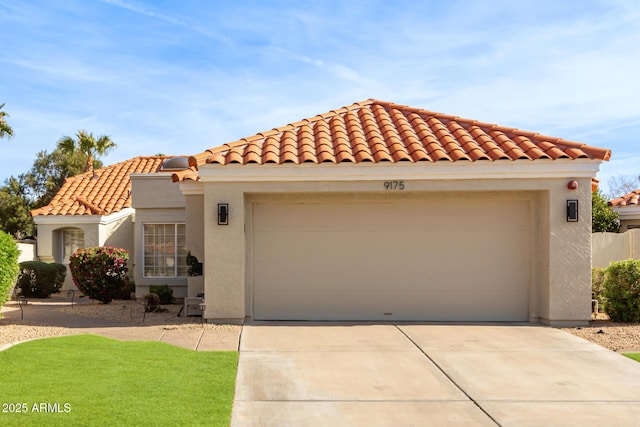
603 260 640 323
16 261 66 298
0 231 20 308
69 246 129 304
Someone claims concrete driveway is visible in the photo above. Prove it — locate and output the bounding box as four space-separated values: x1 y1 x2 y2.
232 323 640 426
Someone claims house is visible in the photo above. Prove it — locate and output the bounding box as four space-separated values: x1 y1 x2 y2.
609 190 640 231
33 99 611 325
31 156 178 290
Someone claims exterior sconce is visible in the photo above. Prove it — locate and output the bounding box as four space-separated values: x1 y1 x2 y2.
218 203 229 225
567 180 579 190
567 200 578 222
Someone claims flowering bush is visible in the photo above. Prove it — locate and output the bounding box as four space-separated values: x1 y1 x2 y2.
69 246 129 304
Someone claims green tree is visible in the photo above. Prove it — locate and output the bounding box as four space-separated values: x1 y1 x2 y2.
57 130 116 173
592 189 620 233
0 148 101 237
0 177 34 237
0 103 14 139
25 148 100 208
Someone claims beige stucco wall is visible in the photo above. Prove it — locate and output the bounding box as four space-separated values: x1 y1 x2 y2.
131 174 188 298
185 194 205 297
621 219 640 231
198 167 596 326
546 178 593 324
17 242 37 263
615 205 640 232
131 173 185 208
34 210 136 291
35 219 102 290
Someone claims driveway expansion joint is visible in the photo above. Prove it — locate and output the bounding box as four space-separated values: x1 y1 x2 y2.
394 323 502 427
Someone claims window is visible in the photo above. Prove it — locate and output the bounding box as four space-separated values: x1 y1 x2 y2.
62 229 84 264
143 224 188 278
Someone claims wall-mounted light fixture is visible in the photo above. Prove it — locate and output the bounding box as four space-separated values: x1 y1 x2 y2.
567 200 578 222
567 180 579 190
218 203 229 225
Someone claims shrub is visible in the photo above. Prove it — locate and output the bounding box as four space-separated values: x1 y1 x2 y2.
114 277 134 301
603 260 640 322
592 267 607 312
143 293 161 312
16 261 66 298
149 284 174 304
69 246 129 304
186 252 203 276
0 231 20 309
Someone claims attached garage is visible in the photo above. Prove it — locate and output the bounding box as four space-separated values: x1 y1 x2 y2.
172 99 611 325
251 194 531 321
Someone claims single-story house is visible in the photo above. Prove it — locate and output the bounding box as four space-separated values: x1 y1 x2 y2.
31 156 173 289
609 190 640 231
33 99 611 325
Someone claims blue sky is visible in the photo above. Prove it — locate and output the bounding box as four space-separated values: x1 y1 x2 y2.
1 0 638 194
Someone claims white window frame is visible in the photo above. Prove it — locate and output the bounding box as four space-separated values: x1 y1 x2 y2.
142 223 188 278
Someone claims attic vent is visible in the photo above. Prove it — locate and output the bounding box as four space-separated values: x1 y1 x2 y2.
161 157 189 171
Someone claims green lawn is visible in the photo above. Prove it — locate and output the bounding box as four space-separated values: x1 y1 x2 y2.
0 335 238 426
624 353 640 363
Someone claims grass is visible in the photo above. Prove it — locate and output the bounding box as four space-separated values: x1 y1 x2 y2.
624 353 640 363
0 335 238 426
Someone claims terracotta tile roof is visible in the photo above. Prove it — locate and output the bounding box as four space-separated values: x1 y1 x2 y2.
609 189 640 207
172 99 611 182
31 156 170 216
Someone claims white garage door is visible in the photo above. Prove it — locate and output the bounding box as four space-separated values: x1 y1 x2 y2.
252 197 530 321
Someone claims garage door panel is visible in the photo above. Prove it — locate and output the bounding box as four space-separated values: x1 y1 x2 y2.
252 199 530 321
256 289 527 322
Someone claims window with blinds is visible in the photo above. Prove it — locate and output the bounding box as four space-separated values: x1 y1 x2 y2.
62 229 84 263
143 223 188 278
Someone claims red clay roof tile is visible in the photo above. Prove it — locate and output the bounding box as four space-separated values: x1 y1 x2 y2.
609 190 640 207
31 156 169 217
165 99 609 182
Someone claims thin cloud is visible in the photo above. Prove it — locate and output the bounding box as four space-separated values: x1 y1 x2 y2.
0 0 638 187
98 0 229 41
99 0 184 26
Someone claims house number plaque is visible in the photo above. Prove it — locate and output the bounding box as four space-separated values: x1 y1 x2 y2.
383 181 405 190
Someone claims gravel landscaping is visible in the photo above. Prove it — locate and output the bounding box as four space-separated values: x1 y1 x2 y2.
561 318 640 352
0 297 240 347
1 297 639 352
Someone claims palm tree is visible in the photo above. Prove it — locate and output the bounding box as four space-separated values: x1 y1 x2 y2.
0 103 14 139
57 130 116 173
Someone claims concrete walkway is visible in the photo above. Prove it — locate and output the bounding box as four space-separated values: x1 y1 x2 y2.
232 322 640 426
0 298 240 352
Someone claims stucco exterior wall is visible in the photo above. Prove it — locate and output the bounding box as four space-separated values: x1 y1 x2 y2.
35 219 101 290
198 168 596 325
102 214 135 275
34 210 136 291
621 218 640 231
132 174 188 298
615 206 640 231
131 173 185 208
545 177 593 325
185 193 205 297
17 242 37 263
